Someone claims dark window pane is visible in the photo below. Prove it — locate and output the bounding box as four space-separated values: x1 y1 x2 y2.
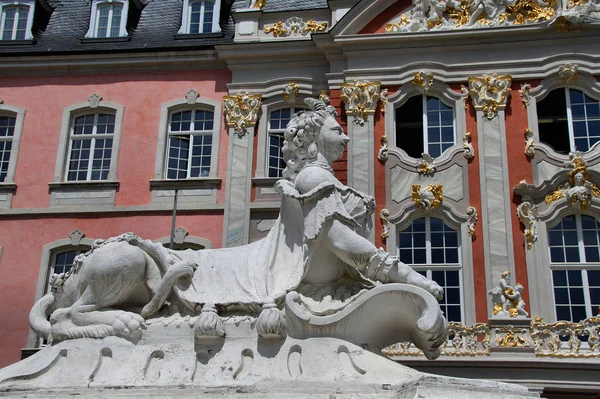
588 270 600 286
414 249 426 264
431 249 444 264
572 306 587 322
568 270 583 286
553 270 567 286
446 270 459 286
399 249 412 264
554 288 569 304
556 306 571 321
538 89 570 154
447 306 461 322
550 247 565 263
565 247 580 263
395 96 424 158
431 270 445 285
445 248 459 264
570 288 585 304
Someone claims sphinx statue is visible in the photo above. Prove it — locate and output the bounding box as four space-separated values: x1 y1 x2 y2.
28 97 446 357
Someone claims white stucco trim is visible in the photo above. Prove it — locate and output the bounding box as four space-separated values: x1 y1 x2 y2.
178 0 221 34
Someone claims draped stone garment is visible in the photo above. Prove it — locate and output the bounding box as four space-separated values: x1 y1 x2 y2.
172 180 374 307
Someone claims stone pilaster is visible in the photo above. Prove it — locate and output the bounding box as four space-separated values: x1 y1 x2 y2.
341 81 381 242
340 81 380 195
222 92 262 247
468 74 516 316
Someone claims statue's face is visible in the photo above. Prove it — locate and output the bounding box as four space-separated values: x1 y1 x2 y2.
319 116 350 163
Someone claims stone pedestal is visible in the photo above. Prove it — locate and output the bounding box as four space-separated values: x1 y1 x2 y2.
490 317 534 354
0 319 539 398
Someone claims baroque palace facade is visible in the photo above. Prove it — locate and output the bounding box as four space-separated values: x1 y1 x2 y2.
0 0 599 396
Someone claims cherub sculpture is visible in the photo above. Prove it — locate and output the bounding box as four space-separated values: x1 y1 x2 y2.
488 270 528 318
29 98 447 359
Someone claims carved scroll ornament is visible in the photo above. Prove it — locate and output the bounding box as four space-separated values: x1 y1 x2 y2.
340 81 382 125
463 132 475 159
467 74 512 119
466 206 478 240
223 92 262 137
412 184 443 210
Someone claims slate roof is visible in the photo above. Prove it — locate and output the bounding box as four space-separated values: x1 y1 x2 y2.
261 0 328 13
0 0 242 55
0 0 329 56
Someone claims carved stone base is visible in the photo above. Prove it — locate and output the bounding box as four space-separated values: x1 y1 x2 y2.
490 317 534 353
0 319 538 398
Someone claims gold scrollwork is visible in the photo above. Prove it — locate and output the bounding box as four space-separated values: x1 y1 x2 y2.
340 80 382 125
412 184 443 210
498 0 555 25
383 322 491 357
495 326 531 348
304 19 328 34
264 21 287 37
531 316 600 357
467 74 512 120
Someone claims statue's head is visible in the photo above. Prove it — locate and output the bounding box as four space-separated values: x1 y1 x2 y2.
501 270 510 279
282 98 347 181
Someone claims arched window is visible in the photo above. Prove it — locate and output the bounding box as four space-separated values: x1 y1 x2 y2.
537 88 600 154
0 113 16 182
398 216 463 322
66 112 115 181
548 214 600 322
395 95 455 159
166 108 215 179
179 0 221 34
267 107 305 178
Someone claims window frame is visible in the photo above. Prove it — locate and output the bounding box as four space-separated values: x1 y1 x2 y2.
265 106 305 178
64 111 117 182
418 95 457 159
548 214 600 321
397 215 465 323
0 101 25 209
178 0 221 35
165 108 215 180
527 73 600 157
385 79 466 162
150 95 222 204
84 0 129 39
0 0 34 41
54 99 124 184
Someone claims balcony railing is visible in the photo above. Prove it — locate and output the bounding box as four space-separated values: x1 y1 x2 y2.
384 316 600 358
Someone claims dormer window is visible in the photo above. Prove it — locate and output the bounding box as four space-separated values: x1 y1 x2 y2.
85 0 130 39
0 0 35 41
178 0 221 34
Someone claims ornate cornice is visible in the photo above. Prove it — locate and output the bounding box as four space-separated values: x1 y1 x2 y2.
467 74 512 119
340 80 382 125
223 92 262 138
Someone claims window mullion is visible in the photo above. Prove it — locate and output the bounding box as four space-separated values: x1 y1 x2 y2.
565 88 577 151
11 7 18 40
576 214 586 262
107 5 113 36
87 114 99 181
582 269 592 318
425 217 432 264
422 95 428 155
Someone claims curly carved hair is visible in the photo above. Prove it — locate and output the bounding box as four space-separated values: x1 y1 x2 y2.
281 98 338 181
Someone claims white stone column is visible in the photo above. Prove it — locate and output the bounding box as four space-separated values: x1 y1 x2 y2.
468 74 516 315
222 92 262 247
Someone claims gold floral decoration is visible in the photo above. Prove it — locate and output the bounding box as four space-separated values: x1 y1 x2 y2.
498 0 555 25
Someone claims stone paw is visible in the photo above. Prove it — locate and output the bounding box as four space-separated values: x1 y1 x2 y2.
428 281 444 301
112 311 146 340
